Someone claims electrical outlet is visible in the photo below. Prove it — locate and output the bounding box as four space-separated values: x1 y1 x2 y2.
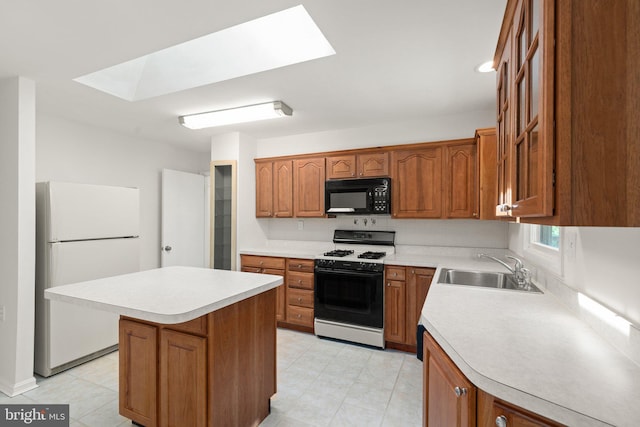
297 220 304 231
0 305 4 322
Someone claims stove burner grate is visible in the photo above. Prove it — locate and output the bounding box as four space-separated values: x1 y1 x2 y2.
323 249 355 257
357 251 386 260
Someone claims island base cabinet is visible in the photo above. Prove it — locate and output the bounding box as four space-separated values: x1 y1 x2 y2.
119 289 277 427
119 319 158 427
159 330 207 427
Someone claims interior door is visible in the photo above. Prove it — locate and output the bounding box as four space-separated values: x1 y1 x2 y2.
161 169 206 267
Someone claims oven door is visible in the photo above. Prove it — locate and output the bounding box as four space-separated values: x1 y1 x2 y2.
314 267 383 329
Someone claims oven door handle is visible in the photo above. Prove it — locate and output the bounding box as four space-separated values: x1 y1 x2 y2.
315 268 382 277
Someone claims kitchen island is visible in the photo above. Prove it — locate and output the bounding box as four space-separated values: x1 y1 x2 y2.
45 266 283 427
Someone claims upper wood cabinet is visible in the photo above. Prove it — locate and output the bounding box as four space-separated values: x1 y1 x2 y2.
255 160 293 218
391 147 443 218
326 152 389 179
444 143 477 219
495 0 554 219
293 157 325 217
495 0 640 226
475 128 498 221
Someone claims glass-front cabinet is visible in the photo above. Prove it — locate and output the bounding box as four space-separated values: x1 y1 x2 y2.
495 0 554 218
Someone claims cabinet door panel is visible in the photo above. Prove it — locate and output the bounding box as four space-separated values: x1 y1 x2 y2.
445 144 477 218
160 329 207 427
273 160 293 217
294 158 326 217
326 155 357 179
406 268 434 347
255 162 273 217
423 331 476 427
119 319 157 427
392 148 443 218
384 280 406 343
358 152 389 177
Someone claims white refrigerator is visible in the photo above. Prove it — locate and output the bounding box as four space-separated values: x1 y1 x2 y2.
34 181 140 377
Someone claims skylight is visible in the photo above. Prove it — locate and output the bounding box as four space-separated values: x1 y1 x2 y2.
74 5 335 101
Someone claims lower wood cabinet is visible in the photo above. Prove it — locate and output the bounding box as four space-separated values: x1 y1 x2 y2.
119 289 277 427
385 265 435 350
423 330 566 427
241 255 286 321
285 258 315 330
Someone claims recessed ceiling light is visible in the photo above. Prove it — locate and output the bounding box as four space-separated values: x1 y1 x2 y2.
475 60 495 73
74 5 335 101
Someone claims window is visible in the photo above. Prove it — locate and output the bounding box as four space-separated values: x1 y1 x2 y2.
523 224 562 275
536 225 560 249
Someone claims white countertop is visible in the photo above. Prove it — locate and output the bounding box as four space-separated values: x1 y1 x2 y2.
45 266 283 324
421 265 640 427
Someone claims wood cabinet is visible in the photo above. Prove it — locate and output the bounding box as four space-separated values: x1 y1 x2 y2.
478 390 565 427
240 255 286 322
384 276 406 344
285 258 315 329
255 160 293 218
495 0 640 225
119 319 157 426
475 128 498 221
385 265 435 350
494 0 554 219
423 331 566 427
159 329 207 427
444 142 477 219
293 157 325 217
423 331 476 427
119 289 277 427
326 152 389 179
391 147 443 218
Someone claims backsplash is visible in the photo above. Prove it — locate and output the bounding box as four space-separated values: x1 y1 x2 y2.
262 217 509 249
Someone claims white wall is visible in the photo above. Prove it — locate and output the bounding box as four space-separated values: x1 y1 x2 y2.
37 114 210 270
256 109 495 158
509 224 640 328
246 108 508 250
0 77 37 396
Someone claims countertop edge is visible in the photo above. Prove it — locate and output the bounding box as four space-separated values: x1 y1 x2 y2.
45 270 283 324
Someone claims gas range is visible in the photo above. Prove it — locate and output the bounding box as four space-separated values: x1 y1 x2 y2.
314 230 395 348
314 230 396 265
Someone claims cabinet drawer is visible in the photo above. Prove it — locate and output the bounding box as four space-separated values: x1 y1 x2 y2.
288 288 314 308
385 266 406 281
287 305 314 327
241 255 285 270
287 271 314 290
287 258 314 273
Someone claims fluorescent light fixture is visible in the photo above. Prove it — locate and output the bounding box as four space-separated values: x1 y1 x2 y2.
179 101 292 129
475 60 495 73
74 5 335 101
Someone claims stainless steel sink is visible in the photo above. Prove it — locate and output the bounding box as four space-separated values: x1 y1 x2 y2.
437 268 542 293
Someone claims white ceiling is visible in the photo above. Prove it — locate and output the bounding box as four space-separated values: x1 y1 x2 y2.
0 1 506 153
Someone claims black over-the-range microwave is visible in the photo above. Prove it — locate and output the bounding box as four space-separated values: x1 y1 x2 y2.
325 177 391 215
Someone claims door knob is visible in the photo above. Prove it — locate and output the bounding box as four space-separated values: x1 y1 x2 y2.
163 245 172 252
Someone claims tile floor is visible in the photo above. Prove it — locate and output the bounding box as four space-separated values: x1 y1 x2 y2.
1 329 423 426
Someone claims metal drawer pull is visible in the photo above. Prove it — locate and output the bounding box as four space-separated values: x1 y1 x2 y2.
454 386 467 397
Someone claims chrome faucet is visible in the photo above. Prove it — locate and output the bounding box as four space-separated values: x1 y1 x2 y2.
477 253 530 287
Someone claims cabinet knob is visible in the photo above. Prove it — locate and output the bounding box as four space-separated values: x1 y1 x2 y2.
297 314 302 319
473 212 478 217
351 172 355 177
259 260 264 265
297 264 302 268
495 415 507 427
298 279 303 284
453 386 467 397
392 272 397 277
387 283 391 287
498 204 511 212
297 297 303 302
